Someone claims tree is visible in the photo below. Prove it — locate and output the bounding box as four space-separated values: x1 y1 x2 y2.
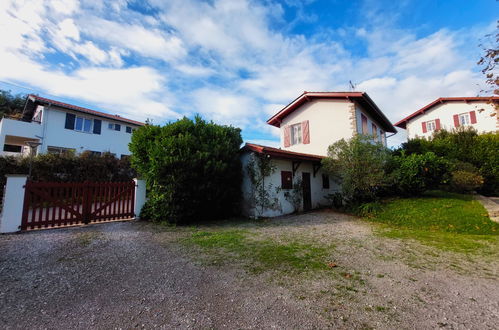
0 90 26 119
477 20 498 101
322 135 391 204
129 116 243 224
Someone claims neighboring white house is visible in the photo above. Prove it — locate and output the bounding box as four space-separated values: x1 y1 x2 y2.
241 91 397 218
394 97 499 139
0 95 144 158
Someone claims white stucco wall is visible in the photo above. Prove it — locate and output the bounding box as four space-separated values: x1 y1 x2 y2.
38 106 139 157
280 99 355 156
0 118 43 155
241 152 339 218
406 101 498 139
355 105 387 146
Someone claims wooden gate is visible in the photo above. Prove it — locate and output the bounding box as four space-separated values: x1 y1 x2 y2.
21 181 135 230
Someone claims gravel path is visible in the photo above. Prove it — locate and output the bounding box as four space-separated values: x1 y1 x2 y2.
0 212 498 329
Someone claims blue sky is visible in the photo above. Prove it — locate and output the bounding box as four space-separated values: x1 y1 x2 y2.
0 0 496 147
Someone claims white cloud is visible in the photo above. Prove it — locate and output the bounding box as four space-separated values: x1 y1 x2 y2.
81 17 187 62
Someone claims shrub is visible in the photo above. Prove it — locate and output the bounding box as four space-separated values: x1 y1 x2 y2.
322 135 391 204
450 168 484 193
129 116 242 224
391 152 449 196
400 129 498 195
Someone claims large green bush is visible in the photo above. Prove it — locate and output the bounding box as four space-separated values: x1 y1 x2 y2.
322 135 391 204
390 152 449 195
398 128 499 195
129 116 242 224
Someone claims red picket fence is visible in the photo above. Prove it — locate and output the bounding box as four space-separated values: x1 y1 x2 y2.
21 181 135 230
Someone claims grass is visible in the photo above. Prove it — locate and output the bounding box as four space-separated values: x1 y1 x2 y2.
366 191 499 253
184 229 334 274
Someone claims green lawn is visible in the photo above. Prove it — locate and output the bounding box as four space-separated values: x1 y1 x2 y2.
367 191 499 253
184 230 334 274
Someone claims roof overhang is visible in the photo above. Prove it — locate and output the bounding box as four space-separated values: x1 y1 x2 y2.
267 91 397 133
23 94 145 126
394 96 499 129
241 143 324 162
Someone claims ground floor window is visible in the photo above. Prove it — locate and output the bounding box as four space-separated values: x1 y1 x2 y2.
47 146 75 155
3 144 22 153
281 171 293 189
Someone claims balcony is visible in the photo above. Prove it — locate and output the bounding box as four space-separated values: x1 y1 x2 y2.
0 117 42 156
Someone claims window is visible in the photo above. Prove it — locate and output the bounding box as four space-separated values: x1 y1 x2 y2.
47 146 75 155
361 114 368 134
459 113 470 126
108 123 121 131
372 123 377 139
281 171 293 189
3 144 22 153
291 123 302 145
426 120 436 132
87 151 102 156
74 116 93 133
322 174 330 189
126 126 132 134
380 130 385 144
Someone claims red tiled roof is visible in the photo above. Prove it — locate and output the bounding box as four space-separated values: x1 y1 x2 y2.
28 95 145 126
241 143 324 162
266 91 396 133
394 96 499 129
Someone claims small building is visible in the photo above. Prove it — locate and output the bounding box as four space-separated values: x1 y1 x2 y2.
241 91 396 218
394 97 499 139
0 95 144 157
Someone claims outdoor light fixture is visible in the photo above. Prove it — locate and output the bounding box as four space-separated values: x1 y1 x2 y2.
25 141 42 179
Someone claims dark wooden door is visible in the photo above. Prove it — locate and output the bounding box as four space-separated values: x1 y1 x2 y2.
302 172 312 211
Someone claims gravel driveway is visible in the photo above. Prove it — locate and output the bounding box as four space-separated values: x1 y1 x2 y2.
0 212 498 329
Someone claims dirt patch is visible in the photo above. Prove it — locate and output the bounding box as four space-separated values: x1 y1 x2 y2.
0 212 497 329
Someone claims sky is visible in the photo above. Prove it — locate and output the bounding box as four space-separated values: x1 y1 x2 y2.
0 0 497 147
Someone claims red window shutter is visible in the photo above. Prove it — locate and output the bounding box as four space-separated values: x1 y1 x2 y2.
453 114 460 127
435 119 441 131
469 111 477 124
283 125 291 147
422 121 427 133
302 120 310 144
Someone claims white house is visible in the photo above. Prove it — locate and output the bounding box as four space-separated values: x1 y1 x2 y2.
394 97 499 139
241 91 397 218
0 95 144 158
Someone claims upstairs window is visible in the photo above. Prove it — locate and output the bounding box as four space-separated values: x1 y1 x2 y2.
108 123 121 131
126 126 132 134
361 114 368 134
372 123 378 139
459 113 470 125
75 116 93 133
426 120 436 132
3 144 22 153
291 123 302 145
65 113 101 134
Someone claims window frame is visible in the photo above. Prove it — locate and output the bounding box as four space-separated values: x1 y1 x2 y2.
426 120 436 132
126 126 132 134
74 116 93 133
361 114 368 134
3 144 22 153
290 123 302 145
458 113 470 126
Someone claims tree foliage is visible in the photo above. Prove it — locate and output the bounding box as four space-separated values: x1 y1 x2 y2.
396 128 499 195
129 116 243 224
477 20 499 98
322 135 391 203
0 89 26 119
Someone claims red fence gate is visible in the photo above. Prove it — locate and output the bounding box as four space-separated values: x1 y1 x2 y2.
21 181 135 230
